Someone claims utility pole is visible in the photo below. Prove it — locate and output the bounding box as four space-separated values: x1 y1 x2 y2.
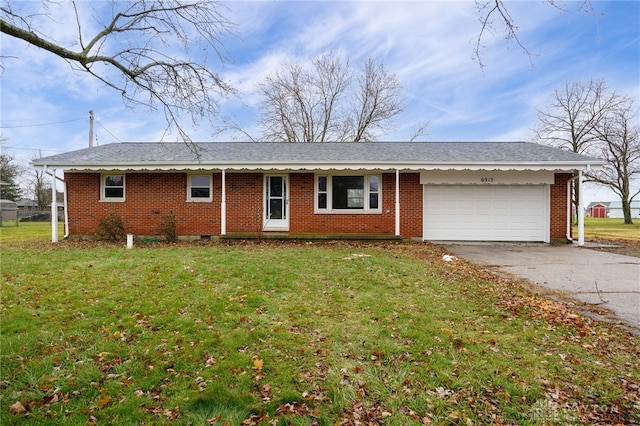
89 110 94 147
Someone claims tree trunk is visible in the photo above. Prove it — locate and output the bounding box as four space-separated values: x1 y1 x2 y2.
622 199 634 224
572 171 580 225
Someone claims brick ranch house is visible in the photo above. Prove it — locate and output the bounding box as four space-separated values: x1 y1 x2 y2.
32 141 602 244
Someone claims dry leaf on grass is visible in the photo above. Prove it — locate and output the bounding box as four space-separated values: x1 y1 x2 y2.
9 401 27 415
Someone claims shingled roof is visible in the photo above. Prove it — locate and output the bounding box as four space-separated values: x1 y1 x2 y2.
32 141 602 171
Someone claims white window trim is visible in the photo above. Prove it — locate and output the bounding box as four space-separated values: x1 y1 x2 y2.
314 173 382 214
100 173 125 202
187 174 213 202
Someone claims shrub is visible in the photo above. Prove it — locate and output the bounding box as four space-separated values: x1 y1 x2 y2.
157 211 177 242
96 213 126 240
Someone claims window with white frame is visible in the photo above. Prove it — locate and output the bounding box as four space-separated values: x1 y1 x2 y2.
315 174 381 213
101 174 125 201
187 174 212 202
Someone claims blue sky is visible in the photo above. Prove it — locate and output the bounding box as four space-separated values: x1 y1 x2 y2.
1 1 638 202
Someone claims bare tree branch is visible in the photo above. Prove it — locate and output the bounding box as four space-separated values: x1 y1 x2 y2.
352 58 404 142
1 1 236 143
474 0 594 67
409 121 430 142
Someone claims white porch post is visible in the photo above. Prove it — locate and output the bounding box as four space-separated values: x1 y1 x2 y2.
221 169 227 235
395 169 400 236
51 168 58 243
578 169 585 246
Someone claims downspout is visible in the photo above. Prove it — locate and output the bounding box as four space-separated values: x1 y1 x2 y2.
395 169 400 237
44 169 69 240
62 179 69 238
578 168 586 247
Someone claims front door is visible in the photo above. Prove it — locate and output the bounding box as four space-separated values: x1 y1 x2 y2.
264 175 289 231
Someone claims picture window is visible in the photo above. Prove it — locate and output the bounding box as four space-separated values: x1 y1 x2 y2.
315 174 381 213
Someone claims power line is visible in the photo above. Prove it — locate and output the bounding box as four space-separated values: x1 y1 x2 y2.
0 117 85 129
96 121 122 142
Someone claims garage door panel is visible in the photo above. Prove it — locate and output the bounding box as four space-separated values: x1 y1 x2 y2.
423 185 549 242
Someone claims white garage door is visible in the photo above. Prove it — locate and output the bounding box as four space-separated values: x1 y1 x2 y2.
423 185 549 242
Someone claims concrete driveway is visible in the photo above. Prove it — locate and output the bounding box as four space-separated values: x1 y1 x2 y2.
442 243 640 331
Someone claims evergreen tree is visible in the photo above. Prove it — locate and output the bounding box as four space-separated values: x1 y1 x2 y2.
0 153 22 201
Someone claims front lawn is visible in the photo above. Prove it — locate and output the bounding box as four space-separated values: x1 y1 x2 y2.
1 237 639 424
579 217 640 241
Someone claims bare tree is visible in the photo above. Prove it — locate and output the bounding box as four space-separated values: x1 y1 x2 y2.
351 59 405 142
258 52 404 142
534 80 626 214
587 98 640 224
29 151 51 209
1 1 235 142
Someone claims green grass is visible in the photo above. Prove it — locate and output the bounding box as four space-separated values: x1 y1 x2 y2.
1 224 639 425
577 217 640 241
0 222 65 243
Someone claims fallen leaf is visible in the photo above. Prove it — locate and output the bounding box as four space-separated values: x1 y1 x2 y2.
253 358 264 371
207 415 222 424
97 394 112 407
9 401 27 415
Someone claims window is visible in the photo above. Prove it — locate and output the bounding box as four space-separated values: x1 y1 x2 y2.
317 176 328 209
369 175 379 209
101 174 125 201
315 174 382 213
188 174 212 202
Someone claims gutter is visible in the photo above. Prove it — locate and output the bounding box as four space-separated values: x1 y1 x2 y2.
31 162 600 172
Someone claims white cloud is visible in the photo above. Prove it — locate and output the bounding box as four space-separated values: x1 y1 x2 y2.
2 0 638 151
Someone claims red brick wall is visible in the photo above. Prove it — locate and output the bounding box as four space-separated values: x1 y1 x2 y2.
289 173 396 235
226 173 263 233
550 173 572 242
65 172 222 237
399 173 422 237
65 171 424 238
288 173 422 237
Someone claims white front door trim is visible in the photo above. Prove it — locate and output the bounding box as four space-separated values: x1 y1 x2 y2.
264 174 289 231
